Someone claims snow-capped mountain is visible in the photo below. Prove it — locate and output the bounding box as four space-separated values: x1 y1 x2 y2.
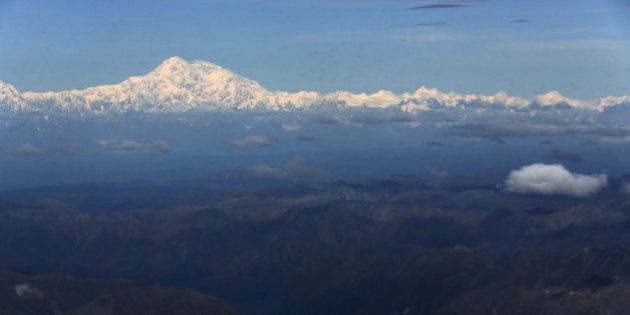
18 57 317 113
0 56 628 114
533 91 582 107
0 82 27 112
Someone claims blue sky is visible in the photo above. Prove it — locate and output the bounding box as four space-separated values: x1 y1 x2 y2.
0 0 629 99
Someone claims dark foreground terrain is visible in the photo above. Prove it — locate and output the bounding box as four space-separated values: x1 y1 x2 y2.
2 172 630 314
0 271 239 315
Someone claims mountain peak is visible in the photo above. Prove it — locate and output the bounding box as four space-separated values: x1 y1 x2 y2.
160 56 189 66
0 81 20 94
534 91 582 107
149 56 225 79
0 81 27 111
158 56 225 70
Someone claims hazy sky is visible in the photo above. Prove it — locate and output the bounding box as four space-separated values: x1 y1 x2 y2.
1 0 629 99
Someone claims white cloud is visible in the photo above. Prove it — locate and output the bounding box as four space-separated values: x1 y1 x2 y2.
505 163 607 197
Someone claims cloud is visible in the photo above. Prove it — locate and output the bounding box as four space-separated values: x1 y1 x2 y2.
504 39 630 51
350 115 387 124
311 115 340 125
544 149 582 163
505 163 607 197
391 22 446 28
401 33 461 42
349 113 416 125
229 135 275 148
455 123 630 141
281 124 302 131
591 136 630 145
98 139 171 154
13 143 46 157
621 182 630 195
390 115 415 123
409 4 466 10
249 156 327 180
404 121 422 128
297 135 318 142
14 284 43 299
426 140 445 147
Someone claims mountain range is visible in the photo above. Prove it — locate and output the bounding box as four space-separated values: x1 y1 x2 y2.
3 174 630 314
1 57 629 114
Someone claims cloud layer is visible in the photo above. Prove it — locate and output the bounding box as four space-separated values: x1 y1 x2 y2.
505 163 607 197
249 155 327 180
592 136 630 145
13 143 46 157
98 139 171 154
456 123 630 141
230 135 275 148
409 4 465 10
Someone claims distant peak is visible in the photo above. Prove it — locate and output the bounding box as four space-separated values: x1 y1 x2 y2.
539 91 565 98
158 56 225 69
159 56 190 67
150 56 227 77
0 81 19 94
534 91 581 107
152 56 190 72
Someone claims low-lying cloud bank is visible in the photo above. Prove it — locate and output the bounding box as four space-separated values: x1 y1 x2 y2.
505 163 607 197
455 123 630 142
230 135 275 148
250 155 327 180
98 139 171 154
592 136 630 145
13 143 46 157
